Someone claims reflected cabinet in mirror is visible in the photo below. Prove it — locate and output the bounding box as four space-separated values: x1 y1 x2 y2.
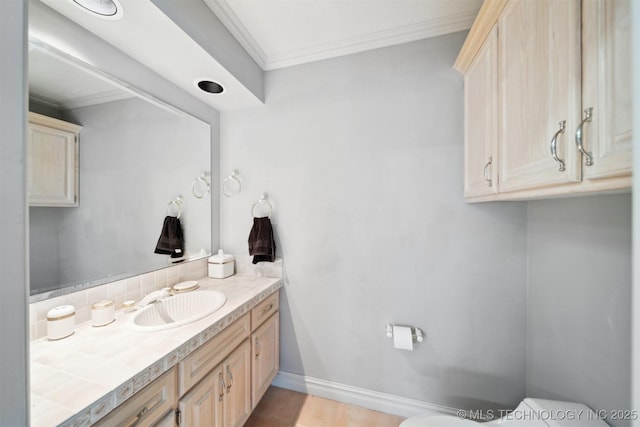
28 40 212 299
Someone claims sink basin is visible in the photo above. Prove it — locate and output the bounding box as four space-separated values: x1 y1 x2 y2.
128 290 227 332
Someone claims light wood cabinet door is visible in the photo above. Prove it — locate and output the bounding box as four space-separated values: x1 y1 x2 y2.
179 365 224 427
580 0 632 181
223 340 252 427
464 25 499 198
498 0 581 192
27 112 81 207
252 313 280 408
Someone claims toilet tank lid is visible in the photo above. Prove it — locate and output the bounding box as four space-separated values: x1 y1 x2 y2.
521 398 609 426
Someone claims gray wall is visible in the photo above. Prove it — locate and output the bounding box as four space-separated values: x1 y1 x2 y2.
527 194 632 427
220 32 529 410
29 97 211 294
0 0 29 424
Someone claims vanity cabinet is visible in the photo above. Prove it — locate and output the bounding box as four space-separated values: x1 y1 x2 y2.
92 290 281 427
94 367 177 427
179 341 251 427
251 304 280 407
178 313 251 427
27 112 81 207
455 0 632 201
176 290 280 427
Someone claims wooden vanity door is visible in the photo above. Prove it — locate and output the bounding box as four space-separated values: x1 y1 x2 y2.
178 365 224 427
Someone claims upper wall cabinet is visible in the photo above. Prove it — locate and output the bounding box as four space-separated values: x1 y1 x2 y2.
581 0 633 181
27 112 81 207
464 26 499 198
455 0 632 202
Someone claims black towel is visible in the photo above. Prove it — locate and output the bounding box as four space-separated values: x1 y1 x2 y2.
248 216 276 264
154 216 185 259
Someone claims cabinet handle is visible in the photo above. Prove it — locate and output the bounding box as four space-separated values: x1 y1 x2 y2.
218 372 225 402
575 107 594 166
261 303 274 315
255 337 261 359
483 157 493 187
549 120 566 172
127 405 149 427
226 365 233 393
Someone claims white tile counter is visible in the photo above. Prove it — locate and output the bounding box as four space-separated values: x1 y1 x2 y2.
30 275 282 427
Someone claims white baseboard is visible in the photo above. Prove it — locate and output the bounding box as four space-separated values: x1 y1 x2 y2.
271 371 463 419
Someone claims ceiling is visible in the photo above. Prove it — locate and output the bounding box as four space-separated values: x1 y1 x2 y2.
205 0 482 70
33 0 480 111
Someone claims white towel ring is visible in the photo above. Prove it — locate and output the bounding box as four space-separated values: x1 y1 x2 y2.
192 174 211 199
223 170 242 198
166 196 183 219
251 194 272 219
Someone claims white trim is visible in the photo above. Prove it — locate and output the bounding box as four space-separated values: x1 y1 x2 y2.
204 0 477 71
262 11 478 70
203 0 267 70
271 371 463 419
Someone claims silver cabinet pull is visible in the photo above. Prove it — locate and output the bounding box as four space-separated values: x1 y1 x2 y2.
255 337 261 359
226 365 233 393
127 406 149 427
575 107 593 166
218 371 225 402
550 120 566 171
483 157 493 187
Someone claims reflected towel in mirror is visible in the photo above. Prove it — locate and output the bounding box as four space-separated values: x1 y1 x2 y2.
154 216 185 259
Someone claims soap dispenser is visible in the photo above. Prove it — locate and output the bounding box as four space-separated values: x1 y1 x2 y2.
208 249 235 278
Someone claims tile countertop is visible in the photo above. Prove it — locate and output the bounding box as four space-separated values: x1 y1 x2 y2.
30 274 282 427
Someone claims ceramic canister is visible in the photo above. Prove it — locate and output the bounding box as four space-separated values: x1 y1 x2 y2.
47 305 76 340
208 249 235 279
91 299 115 327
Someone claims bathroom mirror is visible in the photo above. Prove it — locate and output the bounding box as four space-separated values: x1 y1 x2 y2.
28 39 212 300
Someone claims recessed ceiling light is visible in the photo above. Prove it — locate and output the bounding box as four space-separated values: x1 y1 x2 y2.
70 0 123 19
197 80 224 94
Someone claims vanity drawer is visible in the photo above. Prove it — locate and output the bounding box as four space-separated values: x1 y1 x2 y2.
94 367 177 427
178 312 250 396
251 291 279 331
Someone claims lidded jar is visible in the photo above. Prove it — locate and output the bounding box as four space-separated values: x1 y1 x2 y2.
91 299 115 326
47 305 76 340
208 249 235 279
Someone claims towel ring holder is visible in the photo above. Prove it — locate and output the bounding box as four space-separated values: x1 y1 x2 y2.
251 194 272 218
223 170 242 198
166 196 183 219
192 174 211 199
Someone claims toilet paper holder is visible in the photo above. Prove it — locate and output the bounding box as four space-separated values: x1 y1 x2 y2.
385 323 424 343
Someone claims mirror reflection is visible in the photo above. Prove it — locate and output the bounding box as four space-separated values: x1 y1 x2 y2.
28 40 212 298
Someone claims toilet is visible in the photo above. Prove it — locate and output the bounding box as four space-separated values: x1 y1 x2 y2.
400 398 609 426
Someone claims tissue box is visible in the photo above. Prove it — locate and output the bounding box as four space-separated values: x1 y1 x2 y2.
208 249 235 279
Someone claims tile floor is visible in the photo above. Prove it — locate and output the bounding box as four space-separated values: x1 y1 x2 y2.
244 386 406 427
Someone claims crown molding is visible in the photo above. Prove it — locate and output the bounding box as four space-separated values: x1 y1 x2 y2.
203 0 268 70
205 0 477 71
